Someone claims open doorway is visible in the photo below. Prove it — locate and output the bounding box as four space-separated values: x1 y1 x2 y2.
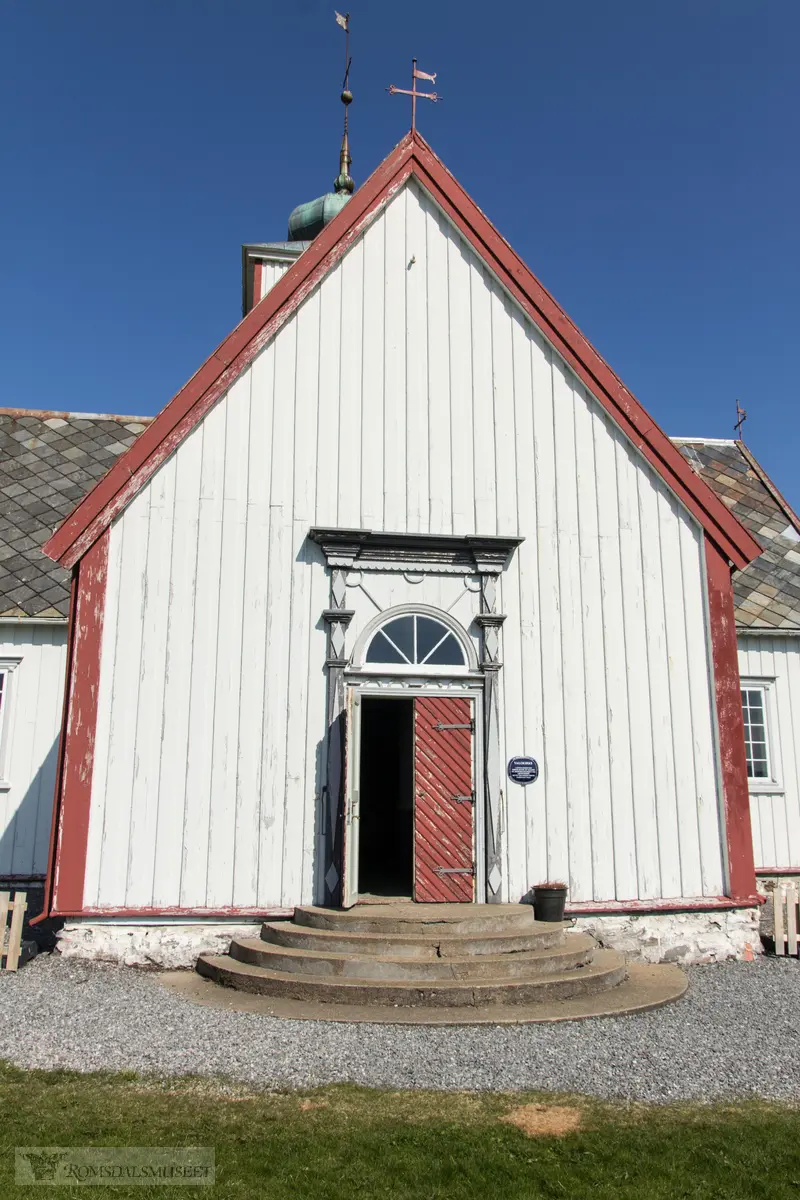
358 696 414 897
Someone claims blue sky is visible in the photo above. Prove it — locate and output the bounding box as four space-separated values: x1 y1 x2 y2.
1 1 797 505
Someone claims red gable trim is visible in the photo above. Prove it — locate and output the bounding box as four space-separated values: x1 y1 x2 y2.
43 133 761 571
408 144 761 569
44 138 416 569
51 529 109 913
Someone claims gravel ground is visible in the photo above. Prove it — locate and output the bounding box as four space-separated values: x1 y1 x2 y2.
0 954 798 1102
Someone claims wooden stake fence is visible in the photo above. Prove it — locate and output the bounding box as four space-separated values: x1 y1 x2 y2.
773 883 800 957
0 891 27 972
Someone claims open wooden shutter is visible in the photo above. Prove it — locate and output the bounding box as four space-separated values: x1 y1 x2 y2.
413 696 475 902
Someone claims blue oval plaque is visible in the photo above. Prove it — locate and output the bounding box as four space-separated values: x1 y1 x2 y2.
508 756 539 785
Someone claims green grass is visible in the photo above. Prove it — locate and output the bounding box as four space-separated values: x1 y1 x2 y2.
1 1061 799 1198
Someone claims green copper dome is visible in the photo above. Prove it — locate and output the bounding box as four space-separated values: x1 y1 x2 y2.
287 189 352 242
287 85 354 243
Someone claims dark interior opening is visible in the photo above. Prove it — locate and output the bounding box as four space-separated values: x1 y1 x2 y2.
358 697 414 897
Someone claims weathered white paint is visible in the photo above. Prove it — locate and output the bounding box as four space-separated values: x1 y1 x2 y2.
83 178 726 911
573 907 761 964
0 622 67 877
738 634 800 869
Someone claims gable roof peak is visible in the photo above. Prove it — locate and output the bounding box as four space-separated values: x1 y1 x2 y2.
42 132 761 573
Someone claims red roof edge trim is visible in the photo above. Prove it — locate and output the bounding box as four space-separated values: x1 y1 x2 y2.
409 135 762 569
44 129 760 572
43 134 416 568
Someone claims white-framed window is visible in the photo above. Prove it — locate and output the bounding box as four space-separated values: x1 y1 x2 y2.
740 680 779 788
351 605 478 676
0 658 21 790
365 613 467 669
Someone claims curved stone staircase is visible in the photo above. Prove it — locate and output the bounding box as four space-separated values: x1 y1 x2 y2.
195 903 687 1024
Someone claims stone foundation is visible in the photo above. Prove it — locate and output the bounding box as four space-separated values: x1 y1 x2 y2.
56 922 266 969
56 907 763 969
571 908 761 965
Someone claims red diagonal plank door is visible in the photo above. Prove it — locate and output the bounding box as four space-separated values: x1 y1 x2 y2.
413 696 475 902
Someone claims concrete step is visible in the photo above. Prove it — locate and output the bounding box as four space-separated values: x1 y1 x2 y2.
292 903 549 937
196 947 627 1007
260 919 566 959
171 961 688 1025
230 933 596 981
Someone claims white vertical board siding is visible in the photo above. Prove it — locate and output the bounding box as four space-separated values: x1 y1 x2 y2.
738 635 800 869
258 259 293 301
497 368 723 903
0 623 67 877
85 178 726 909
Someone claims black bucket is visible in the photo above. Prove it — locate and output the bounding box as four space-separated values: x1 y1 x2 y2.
532 886 567 923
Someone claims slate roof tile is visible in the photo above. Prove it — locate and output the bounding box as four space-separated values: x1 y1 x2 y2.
675 439 800 631
0 409 153 617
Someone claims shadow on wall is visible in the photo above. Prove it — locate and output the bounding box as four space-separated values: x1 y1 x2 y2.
0 885 62 952
0 734 59 879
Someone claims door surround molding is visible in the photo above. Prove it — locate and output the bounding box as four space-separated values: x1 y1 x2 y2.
311 526 521 909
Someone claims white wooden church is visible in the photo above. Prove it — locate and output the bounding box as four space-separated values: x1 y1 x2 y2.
31 124 774 967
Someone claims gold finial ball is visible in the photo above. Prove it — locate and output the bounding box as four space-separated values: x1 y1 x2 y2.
341 89 353 105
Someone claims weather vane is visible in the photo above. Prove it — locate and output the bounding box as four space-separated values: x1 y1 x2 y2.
734 398 747 438
387 59 440 133
335 10 351 89
334 12 354 195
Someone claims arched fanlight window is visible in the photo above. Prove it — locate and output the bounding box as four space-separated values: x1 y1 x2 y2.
365 613 467 668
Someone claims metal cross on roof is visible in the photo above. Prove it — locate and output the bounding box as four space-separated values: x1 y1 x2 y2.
735 398 748 438
387 59 441 133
